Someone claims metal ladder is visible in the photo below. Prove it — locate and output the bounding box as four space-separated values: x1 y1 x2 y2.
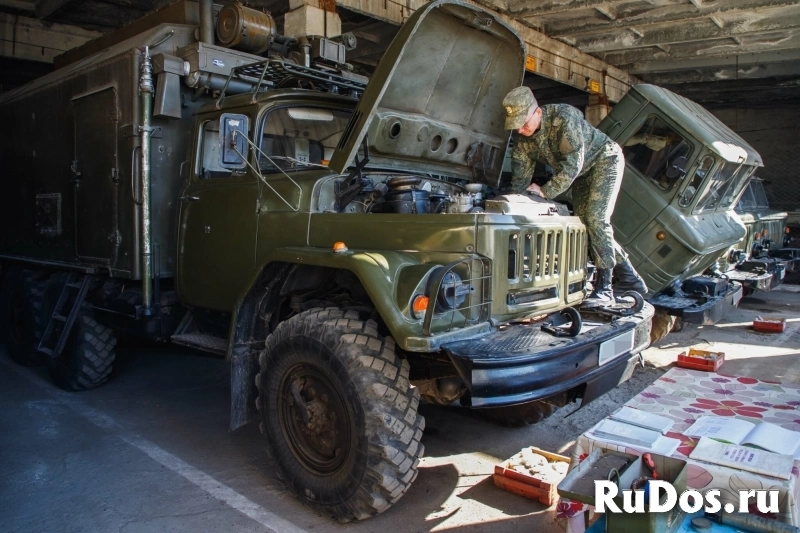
37 274 92 359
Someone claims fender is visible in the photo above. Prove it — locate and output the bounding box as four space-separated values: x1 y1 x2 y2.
226 247 426 431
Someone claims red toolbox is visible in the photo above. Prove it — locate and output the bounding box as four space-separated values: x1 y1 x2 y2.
677 348 725 372
753 316 786 333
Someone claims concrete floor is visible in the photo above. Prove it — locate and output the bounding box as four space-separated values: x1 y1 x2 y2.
2 287 799 533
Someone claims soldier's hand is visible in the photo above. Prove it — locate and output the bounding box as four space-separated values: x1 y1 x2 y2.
526 183 546 198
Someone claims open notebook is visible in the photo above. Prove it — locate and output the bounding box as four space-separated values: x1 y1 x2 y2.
684 416 800 457
690 437 794 480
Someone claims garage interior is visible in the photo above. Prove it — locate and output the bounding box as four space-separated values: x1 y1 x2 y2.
2 0 800 532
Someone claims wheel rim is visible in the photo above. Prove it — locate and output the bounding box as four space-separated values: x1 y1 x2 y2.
9 289 25 345
278 363 352 476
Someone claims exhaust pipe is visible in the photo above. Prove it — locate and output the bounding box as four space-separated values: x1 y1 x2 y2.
200 0 214 45
139 47 154 317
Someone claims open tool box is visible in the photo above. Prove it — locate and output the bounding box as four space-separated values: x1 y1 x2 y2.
558 448 688 533
677 348 725 372
493 447 570 506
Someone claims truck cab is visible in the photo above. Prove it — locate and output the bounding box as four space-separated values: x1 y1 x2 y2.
600 84 761 325
723 178 794 292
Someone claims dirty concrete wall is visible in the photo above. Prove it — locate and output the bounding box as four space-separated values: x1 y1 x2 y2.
711 107 800 213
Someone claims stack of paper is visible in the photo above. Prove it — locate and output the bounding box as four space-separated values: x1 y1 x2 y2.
591 419 681 456
610 406 674 434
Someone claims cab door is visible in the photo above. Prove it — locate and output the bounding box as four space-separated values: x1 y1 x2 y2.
177 111 259 311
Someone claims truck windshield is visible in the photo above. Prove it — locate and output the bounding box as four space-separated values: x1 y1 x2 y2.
622 115 691 192
735 179 768 213
258 107 353 172
694 161 754 213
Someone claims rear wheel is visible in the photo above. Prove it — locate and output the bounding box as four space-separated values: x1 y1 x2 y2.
256 308 425 521
46 282 117 391
0 268 45 366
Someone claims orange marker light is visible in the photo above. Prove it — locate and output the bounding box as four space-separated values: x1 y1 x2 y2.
333 241 348 253
412 295 430 317
656 231 667 241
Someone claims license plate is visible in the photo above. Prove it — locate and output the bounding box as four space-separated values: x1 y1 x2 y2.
598 329 635 366
732 287 743 306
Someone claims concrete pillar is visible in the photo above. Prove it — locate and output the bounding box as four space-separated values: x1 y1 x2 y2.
585 94 610 127
284 0 341 38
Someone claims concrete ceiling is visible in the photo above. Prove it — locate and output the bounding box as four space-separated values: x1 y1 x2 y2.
483 0 800 107
1 0 799 107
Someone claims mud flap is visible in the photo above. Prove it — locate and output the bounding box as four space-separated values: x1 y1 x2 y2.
230 343 261 431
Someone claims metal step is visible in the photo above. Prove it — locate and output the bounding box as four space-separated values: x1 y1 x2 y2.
170 333 227 355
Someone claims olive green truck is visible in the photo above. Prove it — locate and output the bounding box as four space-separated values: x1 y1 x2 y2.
0 0 758 520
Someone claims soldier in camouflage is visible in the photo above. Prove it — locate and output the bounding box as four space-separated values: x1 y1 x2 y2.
502 86 647 307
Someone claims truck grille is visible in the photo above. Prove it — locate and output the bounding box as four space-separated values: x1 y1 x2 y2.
508 227 585 281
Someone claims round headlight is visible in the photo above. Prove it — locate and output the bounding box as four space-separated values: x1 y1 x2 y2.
436 271 470 311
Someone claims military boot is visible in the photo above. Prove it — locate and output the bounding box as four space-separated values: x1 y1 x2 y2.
613 260 647 294
583 268 615 308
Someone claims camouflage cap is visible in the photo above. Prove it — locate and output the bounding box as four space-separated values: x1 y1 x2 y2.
503 86 538 130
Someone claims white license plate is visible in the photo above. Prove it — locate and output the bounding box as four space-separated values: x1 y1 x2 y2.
732 287 743 306
598 329 635 366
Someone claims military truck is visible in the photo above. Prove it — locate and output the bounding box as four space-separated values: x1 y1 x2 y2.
0 0 653 521
597 85 762 340
722 178 791 294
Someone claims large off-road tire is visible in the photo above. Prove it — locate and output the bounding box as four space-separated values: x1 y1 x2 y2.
0 269 45 366
650 311 677 344
470 399 557 427
48 300 117 391
256 308 425 522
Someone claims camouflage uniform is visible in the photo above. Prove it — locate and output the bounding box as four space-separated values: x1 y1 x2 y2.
509 104 628 270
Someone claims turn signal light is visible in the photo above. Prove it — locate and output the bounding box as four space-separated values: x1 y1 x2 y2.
412 295 430 317
656 231 666 241
333 241 348 253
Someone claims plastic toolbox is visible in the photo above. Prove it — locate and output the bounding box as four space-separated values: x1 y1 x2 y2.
493 447 571 506
676 348 725 372
753 316 786 333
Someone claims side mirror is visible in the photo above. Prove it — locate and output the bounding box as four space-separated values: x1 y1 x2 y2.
219 113 249 169
665 156 688 180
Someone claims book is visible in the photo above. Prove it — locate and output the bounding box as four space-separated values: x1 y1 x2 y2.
609 406 674 434
590 419 681 456
689 437 794 480
684 415 800 457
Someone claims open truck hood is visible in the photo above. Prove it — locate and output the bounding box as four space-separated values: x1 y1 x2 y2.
328 0 526 185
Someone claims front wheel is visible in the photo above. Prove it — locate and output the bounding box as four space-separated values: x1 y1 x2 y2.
256 308 425 521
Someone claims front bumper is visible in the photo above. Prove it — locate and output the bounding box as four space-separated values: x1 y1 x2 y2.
649 282 742 325
440 302 654 408
725 269 775 291
770 248 800 272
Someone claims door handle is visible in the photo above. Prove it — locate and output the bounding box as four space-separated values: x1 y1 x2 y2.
180 195 200 201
